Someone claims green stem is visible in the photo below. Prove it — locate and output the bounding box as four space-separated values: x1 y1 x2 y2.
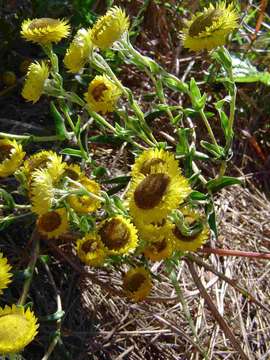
18 229 40 306
199 109 218 147
0 132 69 143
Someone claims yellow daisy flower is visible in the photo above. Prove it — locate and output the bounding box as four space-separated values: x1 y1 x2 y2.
143 237 173 262
0 139 25 178
182 1 238 51
30 168 54 215
98 215 138 255
127 164 191 224
0 304 39 354
131 148 180 179
68 176 101 214
169 208 209 252
85 75 122 114
0 253 12 295
91 6 129 49
22 150 65 184
21 61 49 103
76 233 107 267
123 267 152 302
134 218 171 243
64 28 93 73
21 18 70 45
37 208 68 239
63 163 84 181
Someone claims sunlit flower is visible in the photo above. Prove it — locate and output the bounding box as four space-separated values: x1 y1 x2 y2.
76 233 107 267
123 267 152 302
143 237 173 261
37 208 68 239
0 304 39 354
21 18 70 45
64 28 93 73
68 176 101 214
0 253 12 295
98 215 138 255
22 61 49 103
0 139 25 178
85 75 122 114
134 218 171 243
131 148 180 179
30 168 54 215
127 164 191 224
182 1 238 51
63 163 84 181
169 207 209 252
91 6 129 49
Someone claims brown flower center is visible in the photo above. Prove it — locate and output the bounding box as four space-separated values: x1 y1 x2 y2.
64 169 80 180
91 84 108 101
0 144 13 162
38 211 61 233
81 239 98 253
28 18 59 30
134 173 170 210
28 156 49 172
140 158 165 175
189 9 223 37
124 273 146 293
99 218 130 250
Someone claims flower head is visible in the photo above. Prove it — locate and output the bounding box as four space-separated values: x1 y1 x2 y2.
76 233 107 267
64 28 93 73
0 139 25 178
37 208 68 239
98 215 138 255
91 7 129 49
182 2 238 51
134 218 170 243
123 267 152 302
22 61 49 103
169 208 209 252
0 304 39 354
21 18 70 45
143 237 173 262
85 75 122 114
68 176 101 214
0 253 12 295
63 163 84 181
127 164 191 224
30 168 55 215
131 148 180 179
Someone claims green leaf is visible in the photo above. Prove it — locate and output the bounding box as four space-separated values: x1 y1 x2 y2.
189 78 206 110
74 116 81 137
60 148 82 158
200 141 225 159
92 166 107 178
40 310 65 322
0 188 15 210
189 191 209 201
162 74 188 93
89 134 123 145
206 201 218 239
50 102 69 140
102 176 131 185
206 176 242 193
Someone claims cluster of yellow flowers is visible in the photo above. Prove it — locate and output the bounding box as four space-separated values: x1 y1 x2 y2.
0 253 39 355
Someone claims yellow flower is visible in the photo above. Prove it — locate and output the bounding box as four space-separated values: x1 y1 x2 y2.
98 215 138 255
182 1 238 51
64 28 93 73
0 304 39 354
0 139 25 178
91 7 129 49
169 208 209 252
30 169 54 215
85 75 122 114
131 148 180 179
127 164 191 224
143 237 173 262
123 267 152 302
134 218 171 243
63 163 84 181
21 150 65 184
21 18 70 45
68 176 101 214
37 208 68 239
0 253 12 295
76 233 107 267
22 61 49 103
